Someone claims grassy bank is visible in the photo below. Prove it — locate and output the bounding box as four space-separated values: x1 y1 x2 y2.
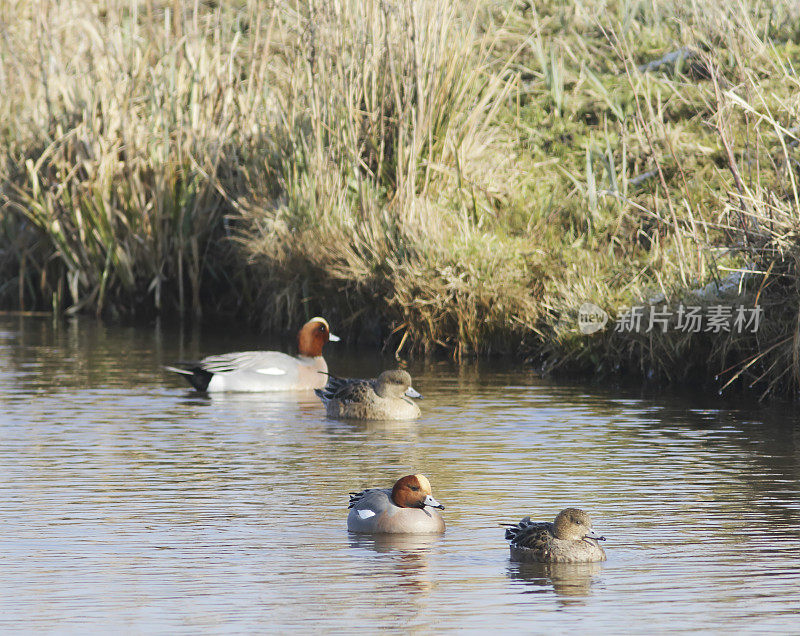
2 0 800 397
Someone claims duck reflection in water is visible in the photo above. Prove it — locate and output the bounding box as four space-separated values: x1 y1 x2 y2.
507 561 604 604
349 533 441 594
179 389 323 420
324 417 421 435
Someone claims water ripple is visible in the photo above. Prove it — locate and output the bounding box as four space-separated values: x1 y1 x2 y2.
0 317 799 632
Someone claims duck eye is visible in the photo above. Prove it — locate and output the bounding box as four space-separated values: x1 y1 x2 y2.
410 486 420 491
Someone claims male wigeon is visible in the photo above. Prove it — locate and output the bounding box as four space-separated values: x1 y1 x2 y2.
348 474 445 534
315 369 421 420
165 317 339 392
505 508 607 563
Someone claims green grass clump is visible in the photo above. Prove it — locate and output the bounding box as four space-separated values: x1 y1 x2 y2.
3 0 800 397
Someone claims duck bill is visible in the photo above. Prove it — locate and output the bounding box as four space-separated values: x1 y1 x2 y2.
405 386 422 399
328 333 341 342
423 494 444 510
585 529 606 541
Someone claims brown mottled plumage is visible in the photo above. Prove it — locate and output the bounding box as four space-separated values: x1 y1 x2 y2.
315 369 421 420
505 508 607 563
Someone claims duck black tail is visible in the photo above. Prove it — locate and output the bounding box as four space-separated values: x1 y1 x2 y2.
164 365 214 392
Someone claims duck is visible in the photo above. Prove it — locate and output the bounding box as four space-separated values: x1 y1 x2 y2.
315 369 422 420
348 474 445 534
165 317 339 392
505 508 607 563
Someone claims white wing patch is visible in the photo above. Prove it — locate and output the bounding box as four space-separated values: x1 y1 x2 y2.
357 509 376 520
255 367 287 376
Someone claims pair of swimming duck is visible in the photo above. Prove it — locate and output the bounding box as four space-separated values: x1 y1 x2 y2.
348 474 606 563
166 317 421 420
165 317 607 563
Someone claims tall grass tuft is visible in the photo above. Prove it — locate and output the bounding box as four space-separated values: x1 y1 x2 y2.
239 1 544 354
1 1 259 317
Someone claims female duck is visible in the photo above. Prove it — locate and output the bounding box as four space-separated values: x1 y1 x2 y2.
315 369 421 420
348 474 445 534
166 317 339 392
505 508 607 563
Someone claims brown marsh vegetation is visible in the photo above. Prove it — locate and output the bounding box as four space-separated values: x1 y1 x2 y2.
2 1 800 396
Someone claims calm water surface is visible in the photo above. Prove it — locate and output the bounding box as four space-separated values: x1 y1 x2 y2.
1 316 799 633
